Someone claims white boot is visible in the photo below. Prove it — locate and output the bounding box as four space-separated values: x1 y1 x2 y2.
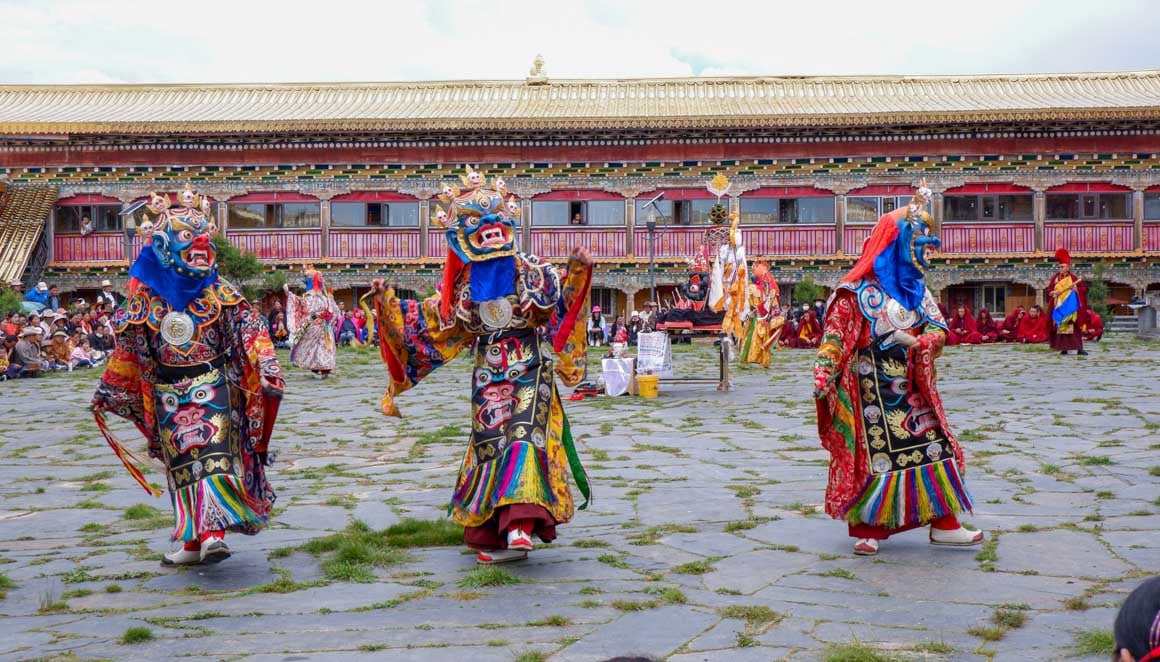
162 546 201 566
199 535 231 564
476 549 528 565
853 538 880 556
929 525 984 546
507 527 534 551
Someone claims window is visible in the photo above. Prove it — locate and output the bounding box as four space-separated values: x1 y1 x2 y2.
979 284 1007 316
532 201 570 226
589 287 616 318
228 203 321 229
636 199 672 226
943 195 1032 222
739 198 778 225
586 201 625 226
331 202 419 227
1046 193 1131 220
633 198 718 226
781 197 834 223
55 204 122 233
1146 193 1160 219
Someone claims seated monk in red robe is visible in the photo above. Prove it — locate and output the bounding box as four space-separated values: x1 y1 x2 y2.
999 307 1024 342
787 309 822 348
1017 305 1049 343
946 305 982 345
976 308 1000 343
1081 309 1103 341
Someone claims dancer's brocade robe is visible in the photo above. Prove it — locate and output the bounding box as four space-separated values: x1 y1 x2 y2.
739 286 783 369
372 253 592 540
814 279 973 530
286 289 340 372
92 281 282 542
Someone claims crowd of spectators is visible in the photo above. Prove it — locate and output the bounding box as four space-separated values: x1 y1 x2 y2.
2 280 119 379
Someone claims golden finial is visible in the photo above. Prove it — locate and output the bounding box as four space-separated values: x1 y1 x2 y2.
707 173 732 200
527 55 547 84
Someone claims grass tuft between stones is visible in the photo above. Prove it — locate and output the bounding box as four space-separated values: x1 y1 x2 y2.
119 626 154 644
1072 628 1115 657
298 518 463 583
822 641 903 661
458 566 521 589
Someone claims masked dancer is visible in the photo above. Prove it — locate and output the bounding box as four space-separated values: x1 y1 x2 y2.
284 267 341 378
813 181 982 556
368 170 592 565
91 186 283 566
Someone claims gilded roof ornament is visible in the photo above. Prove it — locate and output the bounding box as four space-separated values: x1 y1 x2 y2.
526 55 547 85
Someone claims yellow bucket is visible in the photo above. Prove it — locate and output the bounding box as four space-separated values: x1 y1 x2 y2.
636 374 659 398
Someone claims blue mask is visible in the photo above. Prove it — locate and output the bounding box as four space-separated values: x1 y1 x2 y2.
873 216 940 311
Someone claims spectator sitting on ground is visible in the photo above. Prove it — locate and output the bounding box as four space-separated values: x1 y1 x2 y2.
89 324 115 357
70 336 101 369
7 327 45 378
0 334 15 380
337 310 358 346
44 330 73 370
269 311 290 349
2 312 20 337
1017 305 1050 343
1113 575 1160 662
587 306 606 346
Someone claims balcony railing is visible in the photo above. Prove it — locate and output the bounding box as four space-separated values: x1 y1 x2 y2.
46 222 1152 265
940 223 1035 254
531 227 627 258
1044 221 1134 253
329 228 421 259
227 229 322 260
53 233 127 262
1145 222 1160 253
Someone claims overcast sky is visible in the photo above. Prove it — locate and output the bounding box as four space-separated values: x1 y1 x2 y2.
1 0 1158 84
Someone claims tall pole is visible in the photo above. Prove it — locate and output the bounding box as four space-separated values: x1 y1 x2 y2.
647 210 657 305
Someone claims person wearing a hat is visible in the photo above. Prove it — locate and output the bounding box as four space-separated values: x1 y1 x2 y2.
7 327 45 378
24 281 51 308
640 300 658 333
44 329 73 370
0 334 16 380
1046 247 1089 357
96 279 121 309
586 305 607 346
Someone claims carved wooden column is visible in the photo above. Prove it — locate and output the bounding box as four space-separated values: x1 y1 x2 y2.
625 197 635 257
217 201 230 236
317 193 332 259
1032 188 1046 253
521 199 532 254
418 198 430 258
1133 187 1145 252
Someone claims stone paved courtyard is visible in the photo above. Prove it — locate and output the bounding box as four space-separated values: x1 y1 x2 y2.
1 336 1158 662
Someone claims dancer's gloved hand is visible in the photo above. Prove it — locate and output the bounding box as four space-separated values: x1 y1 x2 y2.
890 330 919 348
260 375 283 399
570 246 593 266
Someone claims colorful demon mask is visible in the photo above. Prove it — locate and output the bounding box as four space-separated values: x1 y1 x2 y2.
842 181 939 312
155 367 229 455
434 166 520 264
146 185 217 279
128 184 221 310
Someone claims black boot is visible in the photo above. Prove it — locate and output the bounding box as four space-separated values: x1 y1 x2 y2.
1077 349 1088 356
1060 350 1068 355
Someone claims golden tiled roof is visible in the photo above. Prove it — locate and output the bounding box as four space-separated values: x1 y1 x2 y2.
1 71 1159 134
0 186 58 284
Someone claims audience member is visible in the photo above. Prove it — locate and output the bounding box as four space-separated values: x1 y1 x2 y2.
337 310 358 346
1017 305 1049 343
70 337 101 369
976 308 1000 343
96 279 121 308
1113 575 1160 662
269 311 290 349
24 282 51 308
947 305 982 345
999 306 1025 342
587 306 607 346
1082 309 1104 342
44 330 72 370
7 327 44 378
